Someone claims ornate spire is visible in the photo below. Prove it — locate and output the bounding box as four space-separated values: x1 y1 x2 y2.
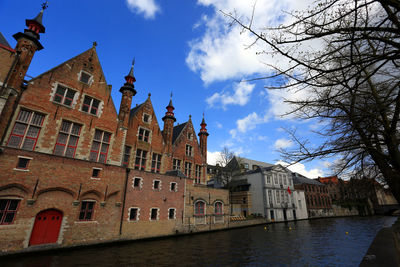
125 58 136 85
199 113 209 136
162 93 176 122
26 2 48 35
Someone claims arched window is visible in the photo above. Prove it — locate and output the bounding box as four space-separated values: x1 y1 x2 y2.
194 201 205 216
215 202 223 215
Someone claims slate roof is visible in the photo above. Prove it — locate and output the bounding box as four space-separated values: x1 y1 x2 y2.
0 32 11 48
172 122 187 144
165 169 186 178
292 173 323 186
239 157 274 169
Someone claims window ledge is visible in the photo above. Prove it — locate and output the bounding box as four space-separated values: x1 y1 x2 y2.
74 221 99 224
52 101 74 109
91 177 101 180
13 168 29 172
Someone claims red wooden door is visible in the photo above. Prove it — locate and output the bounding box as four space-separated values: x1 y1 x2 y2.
29 209 63 246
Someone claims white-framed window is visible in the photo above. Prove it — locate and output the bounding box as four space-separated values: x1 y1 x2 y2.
283 175 287 185
138 127 151 143
185 145 193 157
266 175 271 184
273 173 278 184
151 153 162 173
173 159 181 170
89 129 111 163
142 113 151 123
54 120 82 158
170 182 177 192
168 208 176 220
14 156 32 171
276 191 280 203
150 208 159 221
79 70 93 85
134 149 147 170
7 109 45 151
129 207 140 221
91 167 102 179
132 177 142 189
82 95 101 116
53 84 77 107
153 180 161 190
268 190 273 205
185 162 192 178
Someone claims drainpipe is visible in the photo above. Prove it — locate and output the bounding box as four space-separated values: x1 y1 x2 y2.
119 168 130 235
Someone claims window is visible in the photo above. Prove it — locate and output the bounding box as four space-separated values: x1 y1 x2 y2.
79 201 94 221
54 121 81 157
170 182 177 192
138 127 150 142
122 146 131 167
150 208 158 220
143 113 150 123
187 132 192 140
283 175 287 185
153 180 161 190
273 173 278 184
89 129 111 163
195 165 202 184
281 191 285 203
53 84 76 107
185 145 193 156
266 175 271 184
16 157 30 169
173 159 181 170
215 202 223 215
0 199 20 224
194 201 205 216
279 174 282 185
92 168 101 178
82 95 100 116
79 71 92 84
184 162 192 177
7 109 45 151
268 190 273 205
133 177 142 188
134 149 147 170
151 153 162 173
276 191 280 203
243 163 249 169
168 208 176 219
129 208 139 221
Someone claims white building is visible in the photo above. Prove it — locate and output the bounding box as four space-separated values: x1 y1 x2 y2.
232 163 308 222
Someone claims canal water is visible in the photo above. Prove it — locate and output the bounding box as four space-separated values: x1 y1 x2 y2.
2 216 397 267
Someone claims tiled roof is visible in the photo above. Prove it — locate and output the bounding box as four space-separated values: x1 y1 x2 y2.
318 176 339 185
172 122 187 144
0 32 11 48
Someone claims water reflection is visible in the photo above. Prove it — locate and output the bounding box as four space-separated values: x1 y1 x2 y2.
2 216 396 267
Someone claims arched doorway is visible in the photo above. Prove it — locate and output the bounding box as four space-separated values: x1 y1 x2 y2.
29 209 63 246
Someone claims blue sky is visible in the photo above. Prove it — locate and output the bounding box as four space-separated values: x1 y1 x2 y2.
0 0 333 177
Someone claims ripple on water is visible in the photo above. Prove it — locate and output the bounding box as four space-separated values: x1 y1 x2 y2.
1 216 397 267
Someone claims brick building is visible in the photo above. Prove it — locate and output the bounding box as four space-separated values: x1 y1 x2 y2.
0 6 229 252
292 173 333 218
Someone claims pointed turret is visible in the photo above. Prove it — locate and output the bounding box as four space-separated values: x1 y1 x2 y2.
162 94 176 154
118 60 137 128
0 3 48 144
198 113 209 173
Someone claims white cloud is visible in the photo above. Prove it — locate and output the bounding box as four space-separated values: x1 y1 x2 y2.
207 151 221 165
187 0 316 84
126 0 160 19
274 138 293 149
236 111 269 133
276 160 324 178
215 122 223 128
206 81 255 109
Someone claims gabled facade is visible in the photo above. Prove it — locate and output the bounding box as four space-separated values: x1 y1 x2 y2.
0 6 227 253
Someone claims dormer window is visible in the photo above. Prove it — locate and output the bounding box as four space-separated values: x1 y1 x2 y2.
187 132 193 140
143 113 151 123
82 95 100 116
53 84 76 107
79 71 92 85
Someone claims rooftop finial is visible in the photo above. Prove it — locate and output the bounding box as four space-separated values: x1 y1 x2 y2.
42 1 49 10
92 41 97 47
